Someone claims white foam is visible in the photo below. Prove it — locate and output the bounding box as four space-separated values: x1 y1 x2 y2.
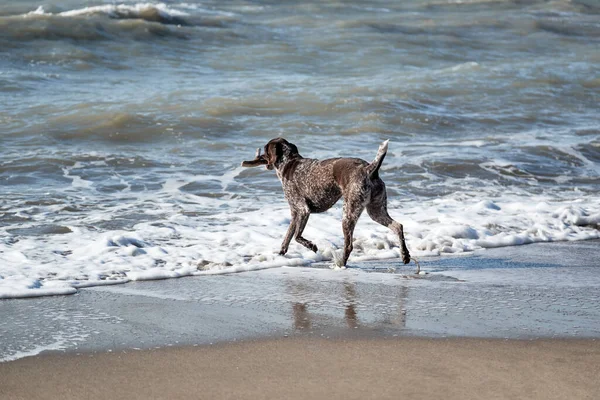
0 340 69 363
25 6 46 16
25 3 190 19
63 166 93 189
1 179 599 299
2 133 600 301
445 61 480 73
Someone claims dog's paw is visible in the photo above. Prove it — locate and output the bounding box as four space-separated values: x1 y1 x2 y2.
309 244 318 253
402 252 411 264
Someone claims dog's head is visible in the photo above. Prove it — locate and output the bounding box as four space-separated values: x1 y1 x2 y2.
241 137 299 170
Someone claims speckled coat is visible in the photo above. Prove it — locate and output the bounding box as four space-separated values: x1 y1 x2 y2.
242 137 410 267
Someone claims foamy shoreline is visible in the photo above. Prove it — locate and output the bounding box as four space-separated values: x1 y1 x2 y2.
1 240 599 364
2 193 598 299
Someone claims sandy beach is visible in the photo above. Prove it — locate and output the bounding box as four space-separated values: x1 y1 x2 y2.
1 337 599 400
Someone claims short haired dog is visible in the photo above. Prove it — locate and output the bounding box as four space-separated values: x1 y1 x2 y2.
242 138 410 267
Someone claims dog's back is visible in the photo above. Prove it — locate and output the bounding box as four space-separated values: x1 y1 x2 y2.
280 140 388 213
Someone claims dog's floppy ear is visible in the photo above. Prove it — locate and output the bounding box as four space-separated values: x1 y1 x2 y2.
265 141 282 170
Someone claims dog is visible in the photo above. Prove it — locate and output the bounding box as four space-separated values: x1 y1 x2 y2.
241 137 410 267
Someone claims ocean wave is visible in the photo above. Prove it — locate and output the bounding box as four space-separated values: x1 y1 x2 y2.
25 110 246 142
46 111 173 141
0 15 189 43
535 18 600 37
0 2 235 43
27 3 190 26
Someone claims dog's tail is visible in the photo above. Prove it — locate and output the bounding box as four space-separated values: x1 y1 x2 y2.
366 139 389 178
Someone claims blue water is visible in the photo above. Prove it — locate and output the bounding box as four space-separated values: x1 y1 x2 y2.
1 0 599 298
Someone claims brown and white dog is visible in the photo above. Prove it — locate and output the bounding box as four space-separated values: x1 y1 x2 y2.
242 138 410 267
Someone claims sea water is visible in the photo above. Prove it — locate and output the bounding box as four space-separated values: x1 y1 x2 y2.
1 0 599 298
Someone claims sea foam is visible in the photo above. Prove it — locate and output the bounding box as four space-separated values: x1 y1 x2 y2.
1 172 598 300
27 3 190 21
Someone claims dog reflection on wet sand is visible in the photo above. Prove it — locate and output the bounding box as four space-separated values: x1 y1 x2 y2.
288 280 407 332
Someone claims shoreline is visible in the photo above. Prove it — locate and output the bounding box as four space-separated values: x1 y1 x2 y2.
1 239 599 364
1 240 599 399
1 337 599 400
2 236 599 301
2 236 598 301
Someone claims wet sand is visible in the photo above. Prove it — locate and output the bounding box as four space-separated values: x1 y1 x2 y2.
1 337 599 400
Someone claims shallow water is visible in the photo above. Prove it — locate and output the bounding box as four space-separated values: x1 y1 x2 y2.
1 0 599 298
1 241 599 362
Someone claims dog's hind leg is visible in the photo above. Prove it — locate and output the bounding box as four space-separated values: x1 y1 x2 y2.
366 180 411 264
294 210 318 253
341 194 366 266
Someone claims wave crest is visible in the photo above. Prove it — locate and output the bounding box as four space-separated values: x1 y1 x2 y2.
28 3 190 26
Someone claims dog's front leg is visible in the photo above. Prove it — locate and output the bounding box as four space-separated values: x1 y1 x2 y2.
279 211 298 255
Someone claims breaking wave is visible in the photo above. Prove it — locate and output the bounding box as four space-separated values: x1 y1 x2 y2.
0 2 235 42
26 3 190 26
